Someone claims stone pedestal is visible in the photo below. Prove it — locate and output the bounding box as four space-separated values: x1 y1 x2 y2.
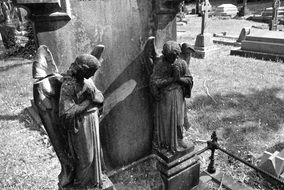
156 146 200 190
61 175 115 190
194 33 220 59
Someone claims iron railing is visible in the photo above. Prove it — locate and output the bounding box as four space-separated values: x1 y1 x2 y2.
197 131 284 186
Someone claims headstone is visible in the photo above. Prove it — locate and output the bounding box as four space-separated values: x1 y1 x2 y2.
236 27 251 43
194 0 219 58
259 151 279 177
239 0 250 16
231 29 284 62
215 4 238 17
14 0 184 170
269 0 281 31
259 150 284 178
262 6 284 19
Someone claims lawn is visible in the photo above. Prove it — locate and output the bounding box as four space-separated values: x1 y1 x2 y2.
1 5 284 190
179 13 284 190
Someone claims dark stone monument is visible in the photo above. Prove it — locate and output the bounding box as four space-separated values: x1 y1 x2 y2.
269 0 281 31
14 0 184 171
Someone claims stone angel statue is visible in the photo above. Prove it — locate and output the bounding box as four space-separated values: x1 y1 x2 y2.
142 37 195 154
33 45 106 189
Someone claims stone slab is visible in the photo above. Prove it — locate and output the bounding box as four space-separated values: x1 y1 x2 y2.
274 155 284 176
247 30 284 39
161 162 200 190
280 172 284 181
17 0 59 3
158 155 199 177
230 48 284 62
156 150 196 168
215 4 238 17
213 39 241 47
259 151 280 177
195 33 214 48
259 151 274 165
201 170 254 190
241 41 284 55
62 175 115 190
245 36 284 44
192 46 221 59
155 143 195 163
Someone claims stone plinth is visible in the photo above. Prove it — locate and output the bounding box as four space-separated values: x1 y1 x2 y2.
262 6 284 18
214 4 238 17
230 30 284 62
193 33 220 59
259 150 284 178
156 147 200 190
61 175 115 190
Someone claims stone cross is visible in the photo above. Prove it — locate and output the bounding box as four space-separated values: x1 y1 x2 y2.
201 0 209 34
270 0 281 31
243 0 247 9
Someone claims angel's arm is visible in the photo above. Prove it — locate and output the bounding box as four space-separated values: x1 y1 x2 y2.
59 80 91 119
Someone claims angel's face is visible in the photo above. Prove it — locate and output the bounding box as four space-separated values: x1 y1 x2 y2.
82 67 97 79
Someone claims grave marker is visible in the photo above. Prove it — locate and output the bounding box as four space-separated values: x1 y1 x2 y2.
269 0 281 31
194 0 219 58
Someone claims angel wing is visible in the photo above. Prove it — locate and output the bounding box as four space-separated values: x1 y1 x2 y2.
33 45 58 79
91 44 105 63
141 36 158 77
32 46 72 186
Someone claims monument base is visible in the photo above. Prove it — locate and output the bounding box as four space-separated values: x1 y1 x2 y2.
230 30 284 62
194 33 220 59
156 146 200 190
231 48 284 62
61 175 115 190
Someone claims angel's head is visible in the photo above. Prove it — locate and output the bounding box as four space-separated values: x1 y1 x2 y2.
68 54 101 80
162 41 181 64
180 43 195 65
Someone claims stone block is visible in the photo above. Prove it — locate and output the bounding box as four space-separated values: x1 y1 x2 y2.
161 162 200 190
215 4 238 17
62 175 115 190
156 147 200 190
262 6 284 18
241 41 284 55
194 33 214 48
259 151 284 177
194 33 220 59
230 30 284 62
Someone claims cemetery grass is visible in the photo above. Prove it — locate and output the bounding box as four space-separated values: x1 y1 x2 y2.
0 19 283 190
179 15 284 190
1 55 284 190
0 59 60 190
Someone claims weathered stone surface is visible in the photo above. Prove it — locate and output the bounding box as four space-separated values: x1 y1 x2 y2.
262 6 284 18
61 175 115 190
241 41 284 55
230 30 284 62
195 33 214 48
237 27 250 42
161 162 200 190
215 4 238 17
259 150 284 177
15 0 182 169
157 148 200 190
194 33 220 58
201 170 254 190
